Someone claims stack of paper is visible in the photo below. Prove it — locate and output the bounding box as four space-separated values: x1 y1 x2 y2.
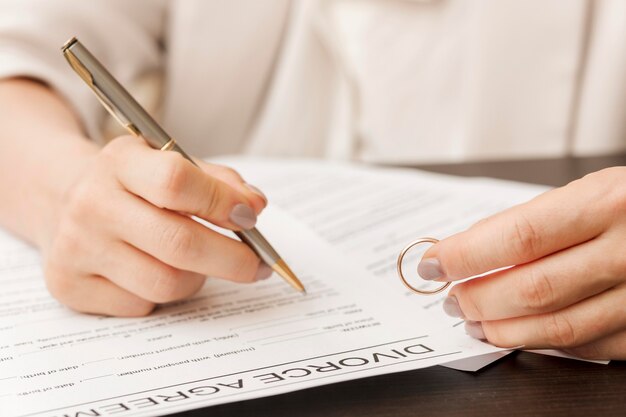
0 158 585 417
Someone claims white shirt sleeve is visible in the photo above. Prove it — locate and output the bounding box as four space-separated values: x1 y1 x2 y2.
0 0 166 140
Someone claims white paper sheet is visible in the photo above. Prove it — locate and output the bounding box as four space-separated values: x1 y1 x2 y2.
0 158 596 417
230 159 606 368
228 158 547 372
440 351 513 372
228 158 548 325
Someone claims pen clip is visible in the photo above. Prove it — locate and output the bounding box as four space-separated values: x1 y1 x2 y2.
63 48 94 86
62 44 139 137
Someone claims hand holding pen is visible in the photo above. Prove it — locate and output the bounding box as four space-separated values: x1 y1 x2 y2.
34 38 305 317
45 136 271 316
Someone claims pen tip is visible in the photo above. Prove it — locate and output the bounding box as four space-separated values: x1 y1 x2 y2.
272 259 307 293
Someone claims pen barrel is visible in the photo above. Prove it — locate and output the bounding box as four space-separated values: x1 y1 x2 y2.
235 229 279 266
62 39 172 150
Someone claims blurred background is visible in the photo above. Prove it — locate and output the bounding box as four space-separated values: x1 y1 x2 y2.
1 0 625 164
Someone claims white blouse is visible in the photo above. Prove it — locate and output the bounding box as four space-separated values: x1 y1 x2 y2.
0 0 624 163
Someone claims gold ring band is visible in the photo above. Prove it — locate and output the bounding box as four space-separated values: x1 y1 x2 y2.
396 237 450 295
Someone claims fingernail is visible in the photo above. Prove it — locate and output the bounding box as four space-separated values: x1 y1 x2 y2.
443 296 464 318
465 321 486 340
245 183 267 204
255 263 273 281
417 258 445 281
229 204 257 229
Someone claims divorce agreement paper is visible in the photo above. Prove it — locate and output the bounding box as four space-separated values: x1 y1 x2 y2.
0 159 548 417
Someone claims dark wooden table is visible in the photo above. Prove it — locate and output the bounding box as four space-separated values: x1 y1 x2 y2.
178 153 626 417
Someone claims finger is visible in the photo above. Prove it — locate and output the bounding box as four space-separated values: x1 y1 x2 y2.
105 136 258 230
469 284 626 350
564 329 626 360
447 235 622 321
420 179 609 281
110 192 267 283
59 217 207 303
94 241 206 304
45 270 154 317
198 161 267 213
44 214 153 316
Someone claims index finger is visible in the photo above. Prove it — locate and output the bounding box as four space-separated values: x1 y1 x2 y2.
106 136 258 230
419 178 608 281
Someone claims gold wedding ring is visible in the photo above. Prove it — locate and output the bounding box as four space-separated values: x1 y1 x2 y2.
397 237 451 295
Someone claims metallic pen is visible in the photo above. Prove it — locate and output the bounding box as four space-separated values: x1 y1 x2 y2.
61 37 305 293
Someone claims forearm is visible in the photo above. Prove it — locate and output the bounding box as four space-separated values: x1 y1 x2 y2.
0 78 98 248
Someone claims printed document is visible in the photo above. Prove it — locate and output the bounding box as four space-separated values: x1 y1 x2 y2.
0 159 549 417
